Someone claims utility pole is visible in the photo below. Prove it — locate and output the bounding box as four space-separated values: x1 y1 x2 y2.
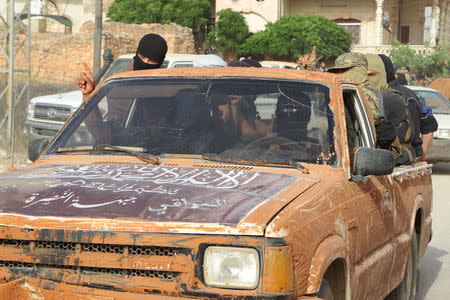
0 0 32 167
93 0 103 75
7 0 15 151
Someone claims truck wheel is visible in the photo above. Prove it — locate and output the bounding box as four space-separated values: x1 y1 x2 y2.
317 278 334 300
386 231 418 300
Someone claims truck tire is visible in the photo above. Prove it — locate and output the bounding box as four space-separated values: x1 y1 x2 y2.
386 231 418 300
317 278 334 300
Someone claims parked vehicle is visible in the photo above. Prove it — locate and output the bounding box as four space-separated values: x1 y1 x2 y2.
1 68 432 299
408 85 450 162
25 53 199 141
260 60 299 69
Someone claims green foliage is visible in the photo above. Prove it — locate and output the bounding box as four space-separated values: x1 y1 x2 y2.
107 0 210 30
206 9 250 55
425 43 450 78
389 40 450 78
388 40 417 67
240 15 352 60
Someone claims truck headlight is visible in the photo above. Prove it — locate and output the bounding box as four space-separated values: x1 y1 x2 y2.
435 129 450 139
27 103 35 118
203 246 260 289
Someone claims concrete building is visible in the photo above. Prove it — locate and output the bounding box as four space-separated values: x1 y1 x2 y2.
2 0 447 51
216 0 449 52
0 0 115 34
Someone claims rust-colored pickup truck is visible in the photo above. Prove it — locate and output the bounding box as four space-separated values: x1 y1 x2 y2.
0 68 432 299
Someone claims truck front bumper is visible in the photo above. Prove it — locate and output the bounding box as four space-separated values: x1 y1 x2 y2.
24 119 63 141
0 278 295 300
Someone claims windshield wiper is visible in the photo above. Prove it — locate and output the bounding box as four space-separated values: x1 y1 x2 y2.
202 153 262 166
287 160 310 174
55 145 160 165
202 153 310 174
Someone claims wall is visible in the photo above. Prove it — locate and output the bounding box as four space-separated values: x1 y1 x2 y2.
399 0 426 44
0 0 115 34
285 0 381 45
215 0 281 32
0 22 195 85
218 0 436 46
383 0 401 44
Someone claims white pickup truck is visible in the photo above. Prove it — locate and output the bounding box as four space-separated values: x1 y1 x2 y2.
25 53 199 141
408 85 450 162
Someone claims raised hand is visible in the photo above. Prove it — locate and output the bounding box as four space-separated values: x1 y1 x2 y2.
76 62 96 100
296 46 321 71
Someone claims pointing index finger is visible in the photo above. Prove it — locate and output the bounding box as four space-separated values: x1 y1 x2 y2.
82 62 94 81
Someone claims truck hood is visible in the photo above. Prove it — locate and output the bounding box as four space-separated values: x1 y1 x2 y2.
0 164 317 234
31 90 82 108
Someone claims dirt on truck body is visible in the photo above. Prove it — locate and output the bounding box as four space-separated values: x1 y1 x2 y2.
0 68 432 299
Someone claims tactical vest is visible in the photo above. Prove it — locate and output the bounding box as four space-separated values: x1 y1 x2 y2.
381 87 416 164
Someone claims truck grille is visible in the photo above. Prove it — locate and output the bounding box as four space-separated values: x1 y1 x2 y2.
34 104 72 122
32 127 59 137
0 260 178 279
0 237 188 293
0 239 181 256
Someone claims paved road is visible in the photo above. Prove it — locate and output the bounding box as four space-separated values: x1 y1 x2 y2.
417 162 450 300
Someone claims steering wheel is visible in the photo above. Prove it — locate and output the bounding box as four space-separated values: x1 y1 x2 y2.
236 135 322 162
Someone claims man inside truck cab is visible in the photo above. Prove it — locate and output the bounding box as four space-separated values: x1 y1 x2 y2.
77 33 168 102
77 33 168 144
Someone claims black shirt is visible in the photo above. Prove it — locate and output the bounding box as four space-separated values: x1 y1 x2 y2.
388 80 438 134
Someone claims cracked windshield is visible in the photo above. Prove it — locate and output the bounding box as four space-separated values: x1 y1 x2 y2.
50 78 335 165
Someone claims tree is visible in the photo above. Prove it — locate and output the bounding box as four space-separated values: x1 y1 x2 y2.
389 40 450 78
107 0 164 24
107 0 210 49
206 9 249 59
240 15 352 61
388 40 418 69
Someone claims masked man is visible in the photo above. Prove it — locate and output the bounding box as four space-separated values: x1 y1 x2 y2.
76 34 168 144
77 33 168 102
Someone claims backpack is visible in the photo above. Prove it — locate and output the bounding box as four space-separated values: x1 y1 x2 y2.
379 87 418 165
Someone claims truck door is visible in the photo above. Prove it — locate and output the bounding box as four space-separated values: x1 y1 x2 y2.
342 87 395 299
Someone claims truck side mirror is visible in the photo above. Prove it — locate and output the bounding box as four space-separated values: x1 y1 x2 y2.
353 147 394 176
94 49 115 84
102 49 114 62
28 138 49 162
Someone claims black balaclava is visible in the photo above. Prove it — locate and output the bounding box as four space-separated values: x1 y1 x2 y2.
275 93 311 141
378 54 396 83
378 54 421 101
133 33 168 70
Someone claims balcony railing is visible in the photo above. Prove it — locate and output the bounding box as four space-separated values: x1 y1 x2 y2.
351 45 436 55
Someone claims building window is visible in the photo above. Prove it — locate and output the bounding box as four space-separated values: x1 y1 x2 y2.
334 18 362 45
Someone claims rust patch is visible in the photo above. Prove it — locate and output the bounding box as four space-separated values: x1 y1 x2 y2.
0 278 44 300
261 246 294 293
